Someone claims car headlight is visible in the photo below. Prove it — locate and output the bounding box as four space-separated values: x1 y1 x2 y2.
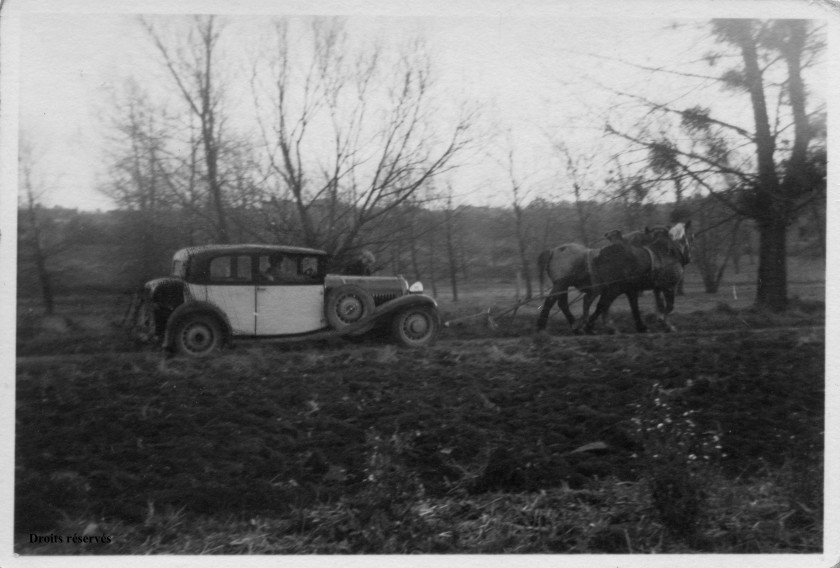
408 281 424 293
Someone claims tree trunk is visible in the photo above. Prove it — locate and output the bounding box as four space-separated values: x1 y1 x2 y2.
427 226 438 298
205 138 230 243
445 202 459 302
26 207 55 315
200 19 229 243
732 20 788 310
34 248 55 315
810 198 826 257
392 240 403 275
408 213 422 282
513 204 533 300
755 217 788 310
702 273 720 294
572 183 590 246
672 175 685 295
144 16 231 244
457 231 469 281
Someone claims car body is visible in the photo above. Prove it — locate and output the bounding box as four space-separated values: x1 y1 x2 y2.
131 244 440 356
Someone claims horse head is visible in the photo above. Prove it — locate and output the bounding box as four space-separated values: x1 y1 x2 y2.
604 229 624 244
636 223 692 265
636 225 686 266
668 220 692 265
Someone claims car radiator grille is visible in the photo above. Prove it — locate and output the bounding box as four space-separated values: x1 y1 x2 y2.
372 292 399 306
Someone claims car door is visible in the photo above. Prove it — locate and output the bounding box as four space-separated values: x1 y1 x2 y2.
255 253 326 335
201 254 257 336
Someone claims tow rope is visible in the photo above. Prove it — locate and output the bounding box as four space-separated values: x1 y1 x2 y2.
442 289 587 328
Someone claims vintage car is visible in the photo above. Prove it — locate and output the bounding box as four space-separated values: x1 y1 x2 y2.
130 244 440 357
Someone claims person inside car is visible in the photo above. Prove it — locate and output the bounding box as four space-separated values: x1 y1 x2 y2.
263 255 288 282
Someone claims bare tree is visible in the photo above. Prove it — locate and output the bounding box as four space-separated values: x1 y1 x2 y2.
715 19 823 310
554 142 598 246
141 15 233 243
407 204 424 282
505 149 533 300
604 157 656 231
648 138 693 295
100 80 173 282
647 138 688 204
252 18 473 264
443 191 460 302
18 139 63 314
689 196 744 293
424 209 440 298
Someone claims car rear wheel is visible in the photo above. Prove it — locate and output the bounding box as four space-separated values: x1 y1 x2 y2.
326 284 376 332
391 306 439 348
173 313 224 357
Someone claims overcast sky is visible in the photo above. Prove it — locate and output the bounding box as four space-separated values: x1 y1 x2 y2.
4 0 832 211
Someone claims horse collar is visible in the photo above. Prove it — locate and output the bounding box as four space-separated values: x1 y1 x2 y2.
642 246 658 278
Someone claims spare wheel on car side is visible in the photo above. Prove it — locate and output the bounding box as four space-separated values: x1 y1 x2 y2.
325 284 376 332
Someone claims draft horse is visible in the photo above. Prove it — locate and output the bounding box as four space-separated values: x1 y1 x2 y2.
580 222 692 334
535 229 627 334
536 221 691 334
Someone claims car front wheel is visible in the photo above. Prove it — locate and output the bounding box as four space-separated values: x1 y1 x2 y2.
391 306 439 348
173 313 224 357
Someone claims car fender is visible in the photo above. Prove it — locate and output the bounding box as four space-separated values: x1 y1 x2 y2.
163 301 233 349
144 278 189 316
368 294 439 324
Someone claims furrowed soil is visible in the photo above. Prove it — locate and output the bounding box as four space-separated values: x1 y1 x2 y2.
15 305 825 553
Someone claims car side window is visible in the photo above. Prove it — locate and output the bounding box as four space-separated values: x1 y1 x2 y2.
300 256 320 277
259 254 323 284
209 255 252 283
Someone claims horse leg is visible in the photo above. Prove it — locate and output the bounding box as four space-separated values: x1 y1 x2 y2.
556 285 577 330
599 301 617 334
536 283 560 330
626 289 648 333
653 288 666 326
573 288 597 335
585 289 616 334
660 288 677 332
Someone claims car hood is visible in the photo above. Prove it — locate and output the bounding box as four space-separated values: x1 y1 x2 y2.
325 274 409 295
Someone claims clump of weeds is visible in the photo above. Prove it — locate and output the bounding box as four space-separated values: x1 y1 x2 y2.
289 430 442 553
631 382 724 544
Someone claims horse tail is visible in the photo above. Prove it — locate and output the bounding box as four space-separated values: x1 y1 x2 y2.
536 249 553 291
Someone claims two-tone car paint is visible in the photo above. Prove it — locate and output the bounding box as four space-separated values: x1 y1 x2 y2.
134 244 439 355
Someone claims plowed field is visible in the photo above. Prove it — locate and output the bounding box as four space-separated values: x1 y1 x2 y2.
15 317 824 553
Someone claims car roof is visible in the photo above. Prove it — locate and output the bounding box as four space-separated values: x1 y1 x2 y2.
174 244 329 262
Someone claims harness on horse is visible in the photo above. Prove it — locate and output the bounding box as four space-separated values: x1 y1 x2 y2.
645 243 686 289
642 246 658 282
585 248 595 287
587 244 660 289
